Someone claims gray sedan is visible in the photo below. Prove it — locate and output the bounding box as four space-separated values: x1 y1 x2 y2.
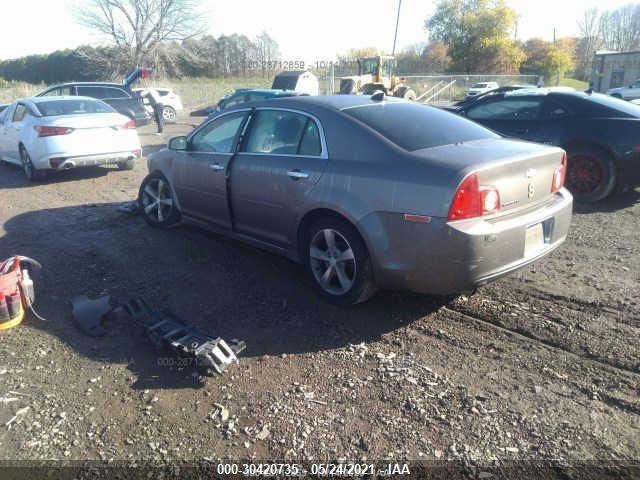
139 95 572 305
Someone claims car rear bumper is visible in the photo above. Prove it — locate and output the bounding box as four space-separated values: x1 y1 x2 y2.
367 188 573 295
36 150 142 170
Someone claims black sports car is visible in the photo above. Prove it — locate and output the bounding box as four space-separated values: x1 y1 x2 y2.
455 87 640 202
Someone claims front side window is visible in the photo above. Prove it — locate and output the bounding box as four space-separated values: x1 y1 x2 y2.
466 98 542 121
242 110 322 156
190 112 246 153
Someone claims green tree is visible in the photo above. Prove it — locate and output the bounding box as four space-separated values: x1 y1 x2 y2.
544 48 575 85
426 0 524 73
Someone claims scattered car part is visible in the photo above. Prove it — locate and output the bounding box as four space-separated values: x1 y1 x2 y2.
122 298 246 375
117 201 139 214
0 256 42 329
71 295 112 337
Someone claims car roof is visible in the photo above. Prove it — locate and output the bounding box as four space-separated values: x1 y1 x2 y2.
503 86 576 97
254 94 406 110
46 82 126 89
233 88 298 96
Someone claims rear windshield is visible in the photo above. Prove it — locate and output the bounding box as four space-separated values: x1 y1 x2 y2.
35 99 115 117
578 93 640 118
343 102 499 151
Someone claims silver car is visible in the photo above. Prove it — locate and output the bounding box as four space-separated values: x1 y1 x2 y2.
139 95 572 305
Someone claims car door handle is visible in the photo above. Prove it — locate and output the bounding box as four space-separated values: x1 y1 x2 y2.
209 163 224 171
287 170 309 180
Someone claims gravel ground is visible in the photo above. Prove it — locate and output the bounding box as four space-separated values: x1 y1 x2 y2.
0 119 638 479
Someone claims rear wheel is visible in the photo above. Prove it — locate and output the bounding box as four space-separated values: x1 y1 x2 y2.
117 159 135 171
565 147 617 202
162 106 177 122
19 146 46 182
138 172 180 227
393 86 416 100
303 217 376 306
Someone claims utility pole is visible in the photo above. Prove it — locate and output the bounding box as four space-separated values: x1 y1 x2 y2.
392 0 402 56
553 27 556 45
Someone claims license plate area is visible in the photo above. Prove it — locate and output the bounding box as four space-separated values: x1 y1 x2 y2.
524 223 545 257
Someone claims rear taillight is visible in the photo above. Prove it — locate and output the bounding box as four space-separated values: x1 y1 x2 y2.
448 173 500 220
34 126 74 137
551 152 567 193
121 119 136 129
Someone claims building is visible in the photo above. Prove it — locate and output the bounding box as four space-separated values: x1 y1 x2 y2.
591 50 640 92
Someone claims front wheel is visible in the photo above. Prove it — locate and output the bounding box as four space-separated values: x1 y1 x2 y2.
303 217 376 306
20 146 46 182
138 172 180 227
565 147 617 202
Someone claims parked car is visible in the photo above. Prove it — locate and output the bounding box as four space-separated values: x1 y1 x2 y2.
465 81 499 100
443 85 536 113
132 87 183 122
0 96 142 181
607 80 640 100
455 87 640 202
138 95 572 305
36 77 151 126
209 88 302 117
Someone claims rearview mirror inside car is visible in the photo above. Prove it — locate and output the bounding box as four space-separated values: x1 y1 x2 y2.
168 136 188 151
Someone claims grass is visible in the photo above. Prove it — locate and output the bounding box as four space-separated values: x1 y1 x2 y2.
558 77 589 90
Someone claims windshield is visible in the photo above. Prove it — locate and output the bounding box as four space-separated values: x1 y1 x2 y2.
360 58 379 75
581 93 640 118
35 99 115 116
343 102 498 151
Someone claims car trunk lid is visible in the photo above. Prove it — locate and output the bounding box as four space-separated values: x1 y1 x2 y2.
412 138 565 214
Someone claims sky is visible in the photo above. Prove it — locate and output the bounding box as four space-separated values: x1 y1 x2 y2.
0 0 636 62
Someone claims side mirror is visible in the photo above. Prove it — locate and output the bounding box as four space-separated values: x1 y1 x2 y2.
168 136 188 151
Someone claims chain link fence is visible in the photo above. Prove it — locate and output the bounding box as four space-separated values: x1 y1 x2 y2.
315 69 540 104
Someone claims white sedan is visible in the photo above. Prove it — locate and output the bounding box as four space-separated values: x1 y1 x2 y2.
0 96 142 181
132 87 183 122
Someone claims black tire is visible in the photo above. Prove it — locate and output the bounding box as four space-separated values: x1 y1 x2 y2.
565 146 617 203
303 217 376 306
117 159 135 170
138 172 181 228
393 86 416 101
19 146 46 182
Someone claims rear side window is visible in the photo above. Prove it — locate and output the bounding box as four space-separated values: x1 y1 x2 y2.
12 104 27 122
36 99 114 116
466 98 543 121
343 102 498 151
242 110 322 156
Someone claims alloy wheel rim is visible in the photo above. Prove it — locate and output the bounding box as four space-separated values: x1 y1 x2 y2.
309 228 356 295
567 154 604 195
162 107 176 121
141 178 174 222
